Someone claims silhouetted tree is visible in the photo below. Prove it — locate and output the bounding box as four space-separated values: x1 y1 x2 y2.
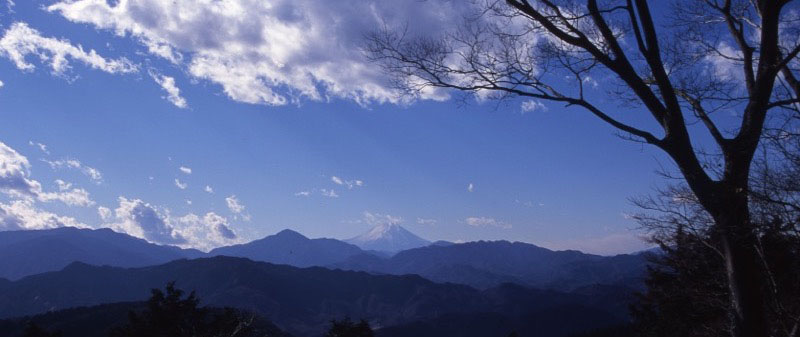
631 117 800 336
366 1 800 336
325 317 374 337
21 322 61 337
110 282 262 337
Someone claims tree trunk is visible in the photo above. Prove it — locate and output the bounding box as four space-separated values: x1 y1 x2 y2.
711 189 770 337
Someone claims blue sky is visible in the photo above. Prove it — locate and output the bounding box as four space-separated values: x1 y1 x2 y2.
0 0 683 254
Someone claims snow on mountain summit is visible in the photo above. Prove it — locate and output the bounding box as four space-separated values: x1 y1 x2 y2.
346 223 430 253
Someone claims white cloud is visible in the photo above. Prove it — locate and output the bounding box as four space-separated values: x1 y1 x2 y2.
179 166 192 174
416 217 437 225
106 197 185 244
0 141 41 198
204 185 214 193
101 197 239 250
0 142 95 207
331 176 364 189
150 70 188 108
55 179 72 191
0 79 3 88
320 188 339 198
28 141 49 154
467 183 474 193
363 211 403 227
174 178 187 189
172 212 238 250
97 206 112 220
521 100 546 113
42 158 103 183
0 22 137 77
38 180 94 207
0 199 87 231
294 191 311 197
46 0 472 106
465 216 511 229
225 195 245 213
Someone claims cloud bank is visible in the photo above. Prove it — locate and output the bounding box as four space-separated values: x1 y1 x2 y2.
46 0 472 106
104 197 239 250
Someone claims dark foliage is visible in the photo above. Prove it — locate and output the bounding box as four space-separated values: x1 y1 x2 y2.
22 322 61 337
325 318 374 337
631 234 729 337
566 325 633 337
110 282 281 337
632 226 800 337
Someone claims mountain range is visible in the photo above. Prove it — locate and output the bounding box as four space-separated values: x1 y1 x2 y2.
0 227 203 280
209 229 364 267
333 240 649 290
0 227 648 291
0 257 633 337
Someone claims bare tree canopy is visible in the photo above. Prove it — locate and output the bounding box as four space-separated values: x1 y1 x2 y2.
365 1 800 337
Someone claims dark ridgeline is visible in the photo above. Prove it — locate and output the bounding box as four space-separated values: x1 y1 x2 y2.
0 256 632 337
1 283 291 337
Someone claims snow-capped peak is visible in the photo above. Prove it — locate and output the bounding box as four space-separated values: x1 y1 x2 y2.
346 223 430 253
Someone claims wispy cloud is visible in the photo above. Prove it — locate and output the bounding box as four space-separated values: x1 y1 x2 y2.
225 195 250 222
1 142 94 207
150 70 188 108
179 166 192 174
331 176 364 189
38 180 94 207
0 22 137 77
465 216 511 229
42 158 102 184
225 195 245 213
416 218 437 225
363 211 402 226
521 100 546 113
320 189 339 198
174 178 187 190
28 141 49 154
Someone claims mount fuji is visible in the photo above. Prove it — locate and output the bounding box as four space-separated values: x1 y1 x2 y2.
346 224 431 253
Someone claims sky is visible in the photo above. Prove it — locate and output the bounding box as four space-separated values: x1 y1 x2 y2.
0 0 684 255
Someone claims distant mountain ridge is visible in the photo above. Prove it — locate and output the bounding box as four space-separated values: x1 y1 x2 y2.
0 257 632 337
333 240 648 291
0 227 203 280
208 229 364 267
0 227 648 291
346 223 430 253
